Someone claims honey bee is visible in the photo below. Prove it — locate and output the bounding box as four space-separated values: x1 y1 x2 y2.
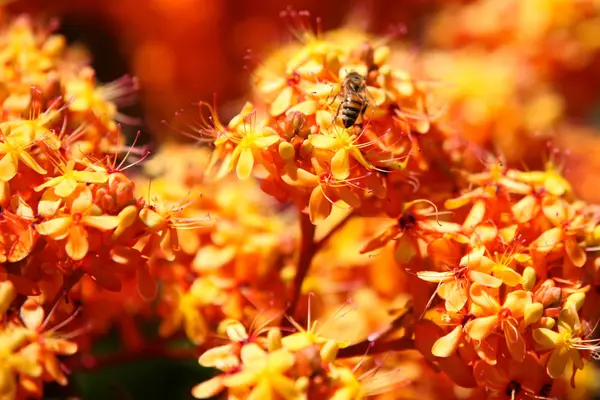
334 71 369 128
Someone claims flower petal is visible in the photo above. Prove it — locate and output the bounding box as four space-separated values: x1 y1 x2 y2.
331 149 350 180
547 347 569 379
432 326 462 358
191 377 225 399
465 315 499 341
308 186 332 224
83 215 120 231
236 148 254 180
65 225 88 260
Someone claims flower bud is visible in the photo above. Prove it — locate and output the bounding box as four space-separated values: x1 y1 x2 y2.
0 281 16 316
283 111 308 140
521 267 536 291
278 142 296 161
592 224 600 244
299 140 314 160
533 279 561 308
320 340 339 363
267 327 282 352
523 302 543 326
295 377 309 392
539 317 555 329
565 291 586 311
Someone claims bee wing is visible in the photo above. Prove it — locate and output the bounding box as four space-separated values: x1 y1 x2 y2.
363 85 386 110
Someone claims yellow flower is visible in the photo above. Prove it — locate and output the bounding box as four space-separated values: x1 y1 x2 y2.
329 365 365 400
0 327 41 399
308 128 373 181
0 131 47 181
35 160 108 198
227 105 281 180
533 304 588 379
35 186 120 260
222 343 300 400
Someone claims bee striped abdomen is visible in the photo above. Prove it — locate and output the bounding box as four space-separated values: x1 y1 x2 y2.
341 96 364 128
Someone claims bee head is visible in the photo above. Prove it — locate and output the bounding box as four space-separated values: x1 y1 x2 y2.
345 71 365 88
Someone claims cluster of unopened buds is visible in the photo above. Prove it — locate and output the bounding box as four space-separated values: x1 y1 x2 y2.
2 6 600 400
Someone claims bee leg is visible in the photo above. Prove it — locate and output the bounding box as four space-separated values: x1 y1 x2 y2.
328 91 339 106
333 101 342 123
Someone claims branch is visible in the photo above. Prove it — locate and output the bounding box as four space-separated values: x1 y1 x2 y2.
337 337 414 358
286 211 317 318
64 340 202 372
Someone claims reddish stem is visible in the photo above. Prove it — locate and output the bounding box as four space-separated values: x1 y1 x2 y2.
337 337 414 359
286 211 317 318
64 341 202 372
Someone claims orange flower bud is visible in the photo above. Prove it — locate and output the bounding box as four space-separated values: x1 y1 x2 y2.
319 340 339 363
533 280 561 308
521 266 537 291
279 142 296 161
0 281 16 316
267 327 282 352
564 291 586 311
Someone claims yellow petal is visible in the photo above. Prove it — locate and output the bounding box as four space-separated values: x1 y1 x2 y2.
35 217 71 237
198 345 235 368
270 86 294 116
416 270 455 283
432 326 462 358
222 370 257 388
493 267 522 287
565 236 586 267
547 347 569 379
309 134 338 149
468 270 502 287
191 377 225 399
464 315 499 341
72 170 108 183
65 225 88 260
236 148 254 180
253 133 281 148
271 375 300 400
532 328 560 349
37 189 62 217
503 290 531 318
286 100 317 116
247 380 271 400
18 151 46 174
531 227 562 254
54 177 78 197
83 215 120 231
240 343 268 365
139 207 164 229
0 153 17 181
331 149 350 180
308 186 332 224
558 305 579 334
441 281 468 312
469 283 500 311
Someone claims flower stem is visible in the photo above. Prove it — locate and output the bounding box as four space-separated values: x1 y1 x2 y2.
337 337 414 358
287 211 317 318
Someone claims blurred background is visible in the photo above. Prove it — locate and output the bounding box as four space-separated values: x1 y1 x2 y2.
9 0 600 201
6 0 600 398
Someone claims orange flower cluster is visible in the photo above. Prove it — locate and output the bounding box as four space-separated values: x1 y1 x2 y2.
185 11 600 400
2 6 600 400
0 14 159 399
415 0 600 166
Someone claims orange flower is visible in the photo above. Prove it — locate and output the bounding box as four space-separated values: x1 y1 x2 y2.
464 284 531 362
418 241 502 312
0 130 47 181
531 196 588 267
35 159 108 198
35 186 120 260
